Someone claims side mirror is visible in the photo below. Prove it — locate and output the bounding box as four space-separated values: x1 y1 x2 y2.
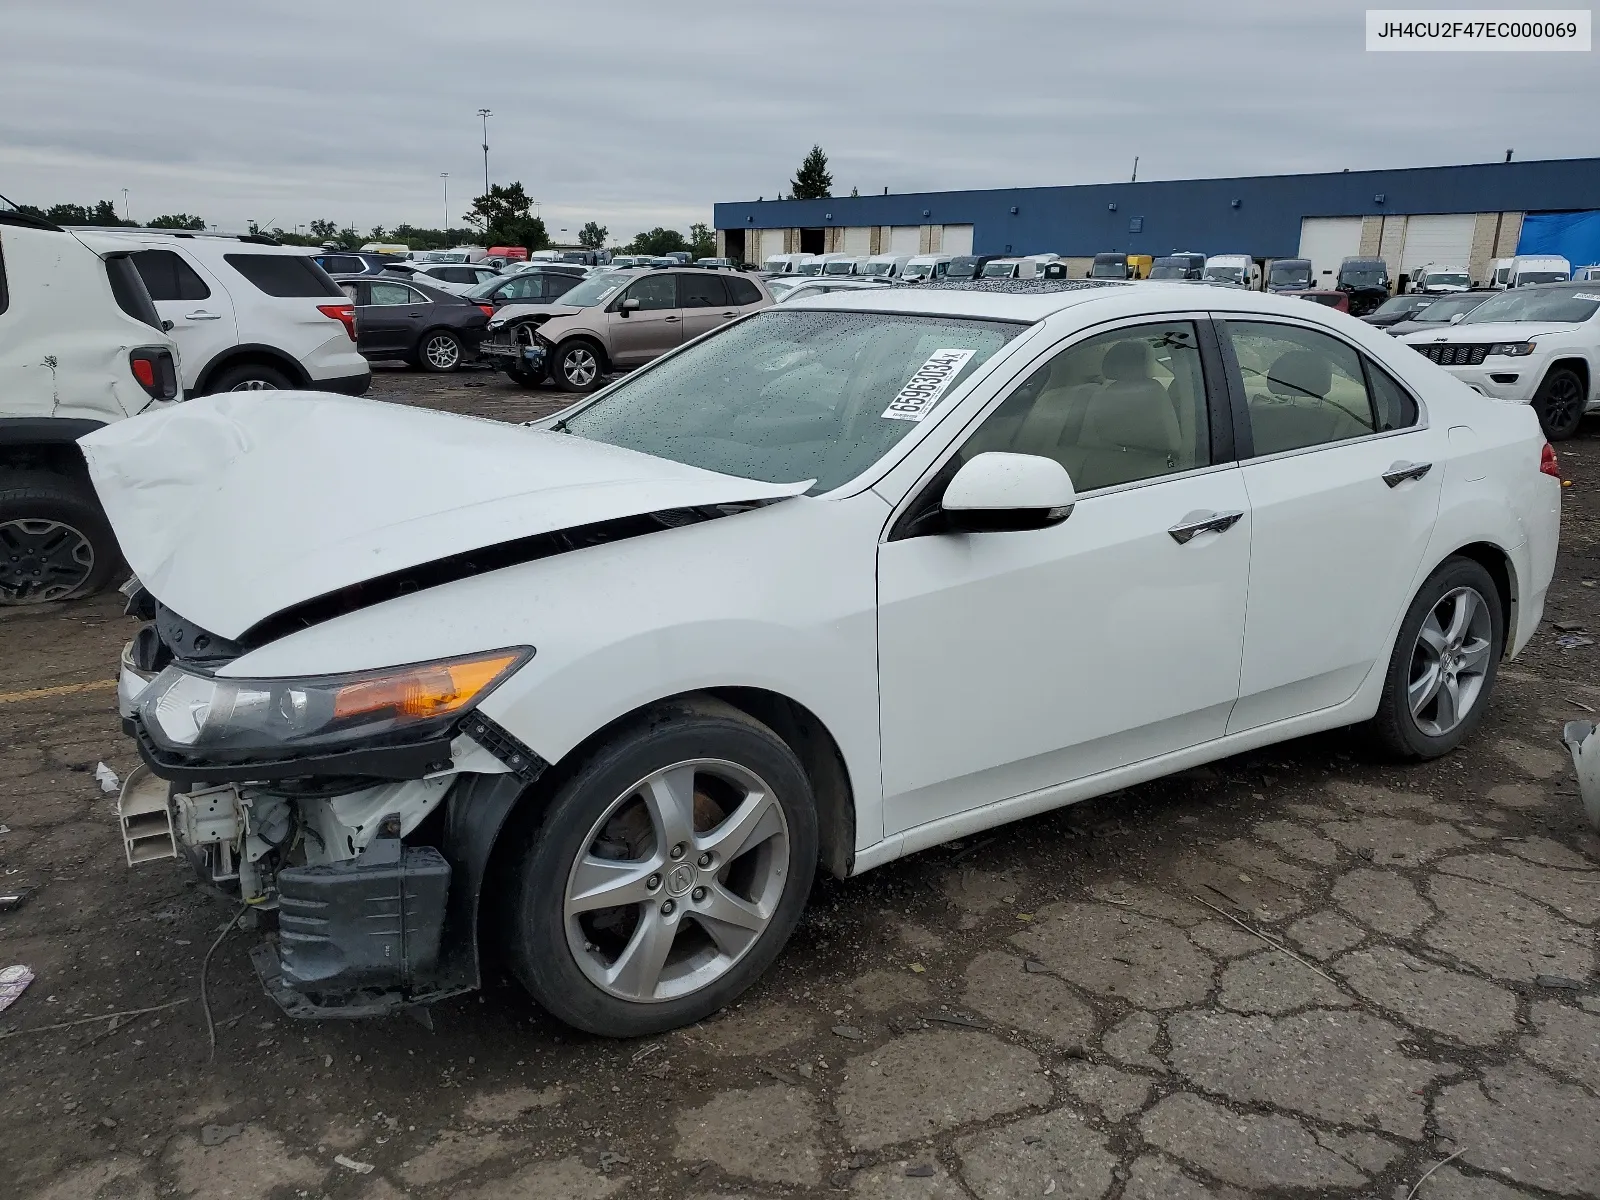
1449 312 1465 324
941 452 1077 533
620 297 641 316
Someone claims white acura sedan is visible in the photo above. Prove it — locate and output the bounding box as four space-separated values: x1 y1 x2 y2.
85 279 1560 1037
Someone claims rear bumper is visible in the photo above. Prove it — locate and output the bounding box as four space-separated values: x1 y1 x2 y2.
314 367 373 396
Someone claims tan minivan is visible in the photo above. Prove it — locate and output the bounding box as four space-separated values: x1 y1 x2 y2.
479 267 773 391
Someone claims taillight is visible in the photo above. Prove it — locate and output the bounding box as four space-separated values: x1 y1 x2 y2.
477 304 495 318
317 302 357 341
128 348 178 400
1540 443 1562 479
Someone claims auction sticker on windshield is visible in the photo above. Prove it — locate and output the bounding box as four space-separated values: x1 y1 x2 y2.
882 349 977 422
1573 293 1600 303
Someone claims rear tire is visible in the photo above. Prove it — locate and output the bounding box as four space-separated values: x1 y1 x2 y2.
417 330 464 373
1369 556 1503 760
1533 367 1586 441
552 339 605 393
207 362 294 393
506 697 818 1037
0 471 120 604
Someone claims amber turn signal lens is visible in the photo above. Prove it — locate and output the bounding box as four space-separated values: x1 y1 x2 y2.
331 652 523 721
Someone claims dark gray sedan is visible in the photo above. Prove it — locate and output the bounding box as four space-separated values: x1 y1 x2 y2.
333 276 491 372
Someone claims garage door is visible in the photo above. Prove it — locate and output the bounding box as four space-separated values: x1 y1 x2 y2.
889 226 921 256
1298 217 1363 285
758 228 787 262
942 225 974 256
1400 214 1476 278
843 227 872 256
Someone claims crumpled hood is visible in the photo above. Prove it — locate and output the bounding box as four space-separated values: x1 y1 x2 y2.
79 393 808 639
488 302 581 329
1403 321 1580 345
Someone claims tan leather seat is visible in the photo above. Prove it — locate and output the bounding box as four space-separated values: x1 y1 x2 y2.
1075 341 1184 489
1252 350 1371 454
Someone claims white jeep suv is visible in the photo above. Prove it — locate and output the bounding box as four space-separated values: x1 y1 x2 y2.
81 229 369 396
0 210 181 603
1400 282 1600 440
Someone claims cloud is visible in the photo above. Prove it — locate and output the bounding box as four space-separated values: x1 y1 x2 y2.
2 0 1593 241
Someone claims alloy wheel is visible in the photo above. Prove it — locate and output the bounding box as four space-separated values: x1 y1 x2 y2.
1408 586 1493 737
562 347 598 387
228 378 279 391
0 518 95 602
563 758 791 1004
425 334 461 370
1541 374 1582 432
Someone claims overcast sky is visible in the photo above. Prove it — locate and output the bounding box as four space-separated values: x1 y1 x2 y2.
2 0 1595 243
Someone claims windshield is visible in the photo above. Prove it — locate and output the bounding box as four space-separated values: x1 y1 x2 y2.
1411 294 1489 323
795 261 823 275
1269 263 1311 287
1425 272 1469 288
946 260 979 278
1462 288 1600 325
981 262 1016 277
901 263 932 279
1090 262 1128 279
550 272 634 308
766 278 799 296
1339 264 1387 288
465 277 507 300
822 261 855 275
1148 266 1187 279
1202 266 1245 283
858 261 894 276
1372 296 1429 317
1515 271 1567 286
561 309 1023 493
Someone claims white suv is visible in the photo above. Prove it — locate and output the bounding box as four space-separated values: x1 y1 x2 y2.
0 211 181 602
80 229 369 395
388 262 504 295
1401 282 1600 440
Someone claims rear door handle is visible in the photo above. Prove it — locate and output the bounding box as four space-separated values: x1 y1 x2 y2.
184 310 221 321
1383 461 1432 487
663 315 680 322
1168 510 1244 544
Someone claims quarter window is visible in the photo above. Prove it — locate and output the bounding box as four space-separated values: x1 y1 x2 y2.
726 276 763 305
956 321 1212 493
132 249 211 301
1221 321 1405 455
623 274 678 310
224 253 343 298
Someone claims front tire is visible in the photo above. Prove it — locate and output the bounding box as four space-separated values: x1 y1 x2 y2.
1533 367 1586 441
507 697 818 1037
1369 556 1504 760
417 329 464 373
208 362 293 393
0 472 120 604
505 365 544 388
552 339 604 393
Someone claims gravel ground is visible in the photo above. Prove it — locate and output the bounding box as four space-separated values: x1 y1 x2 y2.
1 369 1597 1200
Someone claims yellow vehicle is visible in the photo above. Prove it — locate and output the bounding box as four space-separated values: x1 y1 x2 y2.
1088 252 1153 280
1126 254 1153 279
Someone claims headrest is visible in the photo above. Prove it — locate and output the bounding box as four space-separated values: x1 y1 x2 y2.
1102 340 1155 381
1267 350 1332 399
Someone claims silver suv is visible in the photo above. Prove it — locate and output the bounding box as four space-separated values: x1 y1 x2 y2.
479 267 772 391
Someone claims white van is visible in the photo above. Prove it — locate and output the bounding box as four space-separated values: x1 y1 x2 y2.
857 255 912 278
1487 258 1514 289
761 253 808 275
791 256 826 276
1202 254 1258 288
1413 264 1472 294
818 254 859 276
981 258 1024 279
899 255 953 281
1506 254 1570 288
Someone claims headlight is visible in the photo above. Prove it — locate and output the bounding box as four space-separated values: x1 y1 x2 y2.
138 648 530 760
1488 341 1537 357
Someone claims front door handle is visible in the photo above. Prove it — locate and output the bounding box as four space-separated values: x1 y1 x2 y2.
1382 461 1433 487
663 315 680 322
184 310 221 321
1168 510 1244 544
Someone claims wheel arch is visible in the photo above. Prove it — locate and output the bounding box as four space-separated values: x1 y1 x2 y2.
1450 540 1516 655
0 418 105 481
193 344 311 395
1543 355 1590 396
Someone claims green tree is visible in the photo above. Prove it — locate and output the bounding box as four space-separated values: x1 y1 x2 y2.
308 219 338 241
464 182 549 251
790 145 832 200
368 225 387 241
578 220 608 249
689 222 715 260
334 226 362 250
628 227 689 256
148 213 206 230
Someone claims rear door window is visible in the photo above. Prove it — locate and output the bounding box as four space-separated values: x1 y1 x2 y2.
132 249 212 301
224 253 343 298
726 276 763 306
367 281 416 306
680 273 729 308
1222 321 1388 455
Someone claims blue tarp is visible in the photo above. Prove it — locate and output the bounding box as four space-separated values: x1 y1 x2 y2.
1517 211 1600 268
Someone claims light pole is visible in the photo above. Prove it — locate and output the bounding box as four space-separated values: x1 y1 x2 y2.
121 188 129 221
477 109 492 196
440 173 449 234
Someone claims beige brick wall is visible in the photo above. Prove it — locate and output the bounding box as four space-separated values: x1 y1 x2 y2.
1494 213 1523 258
1377 216 1408 269
825 227 843 253
1468 213 1500 287
1359 216 1383 258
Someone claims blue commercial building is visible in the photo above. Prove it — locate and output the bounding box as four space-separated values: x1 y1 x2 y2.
714 156 1600 287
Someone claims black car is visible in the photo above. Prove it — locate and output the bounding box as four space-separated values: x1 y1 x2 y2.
1381 290 1496 337
1362 294 1437 328
310 250 403 277
466 269 584 310
333 276 490 372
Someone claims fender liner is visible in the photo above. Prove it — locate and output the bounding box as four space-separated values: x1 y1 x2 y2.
440 772 533 989
0 417 107 447
194 343 312 394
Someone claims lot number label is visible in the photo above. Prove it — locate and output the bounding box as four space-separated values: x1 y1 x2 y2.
882 348 977 422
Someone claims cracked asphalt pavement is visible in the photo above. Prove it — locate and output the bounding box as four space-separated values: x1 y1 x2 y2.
2 368 1597 1200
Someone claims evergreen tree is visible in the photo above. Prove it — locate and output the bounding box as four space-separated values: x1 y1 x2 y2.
790 146 832 200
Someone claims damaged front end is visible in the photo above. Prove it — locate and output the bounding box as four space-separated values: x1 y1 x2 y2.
115 593 539 1019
